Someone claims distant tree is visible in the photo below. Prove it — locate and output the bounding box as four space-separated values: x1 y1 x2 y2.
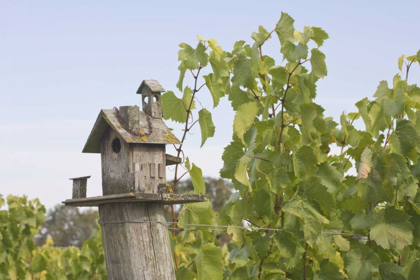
175 177 233 212
35 205 98 248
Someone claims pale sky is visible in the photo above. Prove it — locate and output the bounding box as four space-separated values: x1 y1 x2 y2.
1 0 419 209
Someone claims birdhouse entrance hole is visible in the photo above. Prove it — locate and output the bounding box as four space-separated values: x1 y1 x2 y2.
112 138 121 153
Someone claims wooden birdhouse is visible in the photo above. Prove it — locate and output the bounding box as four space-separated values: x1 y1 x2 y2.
64 79 205 204
64 80 205 279
81 80 181 196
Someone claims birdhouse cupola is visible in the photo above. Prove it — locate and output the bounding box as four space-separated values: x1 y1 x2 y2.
136 79 165 119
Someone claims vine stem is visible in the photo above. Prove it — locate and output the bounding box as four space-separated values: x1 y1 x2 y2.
170 65 204 270
276 61 306 147
258 240 274 279
383 119 393 149
406 58 415 82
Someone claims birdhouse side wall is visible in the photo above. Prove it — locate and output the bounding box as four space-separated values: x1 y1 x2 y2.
130 144 166 193
100 127 135 195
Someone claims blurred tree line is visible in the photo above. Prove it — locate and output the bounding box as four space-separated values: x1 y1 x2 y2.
35 177 233 247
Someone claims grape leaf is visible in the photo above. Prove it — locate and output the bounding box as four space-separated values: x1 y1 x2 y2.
232 56 255 89
275 12 295 45
196 243 223 280
310 27 329 47
281 41 308 62
370 206 413 250
178 42 208 70
185 159 206 194
344 248 380 280
390 119 418 156
198 109 215 147
293 145 317 178
310 49 327 78
233 102 259 143
252 26 270 45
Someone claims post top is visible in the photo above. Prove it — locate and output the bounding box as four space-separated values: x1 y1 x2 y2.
69 176 91 181
136 80 165 94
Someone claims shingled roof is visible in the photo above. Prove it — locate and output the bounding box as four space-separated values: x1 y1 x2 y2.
82 108 180 153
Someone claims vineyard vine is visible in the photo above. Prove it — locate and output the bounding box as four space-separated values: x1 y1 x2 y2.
162 12 420 280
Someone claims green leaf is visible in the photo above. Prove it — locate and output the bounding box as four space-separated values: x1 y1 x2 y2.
381 89 405 117
379 263 405 280
161 88 195 123
398 55 405 71
390 119 418 156
274 231 300 258
300 103 317 144
220 140 244 179
275 12 295 45
198 109 215 147
176 265 195 280
282 199 329 246
293 145 317 178
209 49 229 78
310 27 329 47
349 211 373 230
178 42 208 70
281 42 308 62
31 253 47 273
186 159 206 194
229 236 258 266
370 206 413 250
179 201 213 241
408 260 420 280
176 61 187 91
232 56 255 89
373 80 392 101
204 74 228 107
254 189 272 217
310 49 328 78
417 50 420 64
316 163 344 194
344 248 380 280
233 102 259 143
252 25 270 45
196 243 223 280
294 26 314 45
314 261 345 280
161 91 186 123
302 177 335 215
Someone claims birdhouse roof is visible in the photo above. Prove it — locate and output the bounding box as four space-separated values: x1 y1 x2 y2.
136 80 165 94
82 109 181 153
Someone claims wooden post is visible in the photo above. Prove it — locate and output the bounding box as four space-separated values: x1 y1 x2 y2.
99 203 174 279
65 193 205 279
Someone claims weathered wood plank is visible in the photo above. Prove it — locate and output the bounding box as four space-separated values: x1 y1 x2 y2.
165 154 181 166
62 192 206 207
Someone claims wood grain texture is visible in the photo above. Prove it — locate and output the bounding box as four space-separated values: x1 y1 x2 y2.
63 192 206 206
99 202 175 280
71 179 87 199
100 127 135 195
131 144 165 193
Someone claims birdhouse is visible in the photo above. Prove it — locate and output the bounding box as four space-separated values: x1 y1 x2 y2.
64 79 205 205
81 80 181 195
63 79 205 280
